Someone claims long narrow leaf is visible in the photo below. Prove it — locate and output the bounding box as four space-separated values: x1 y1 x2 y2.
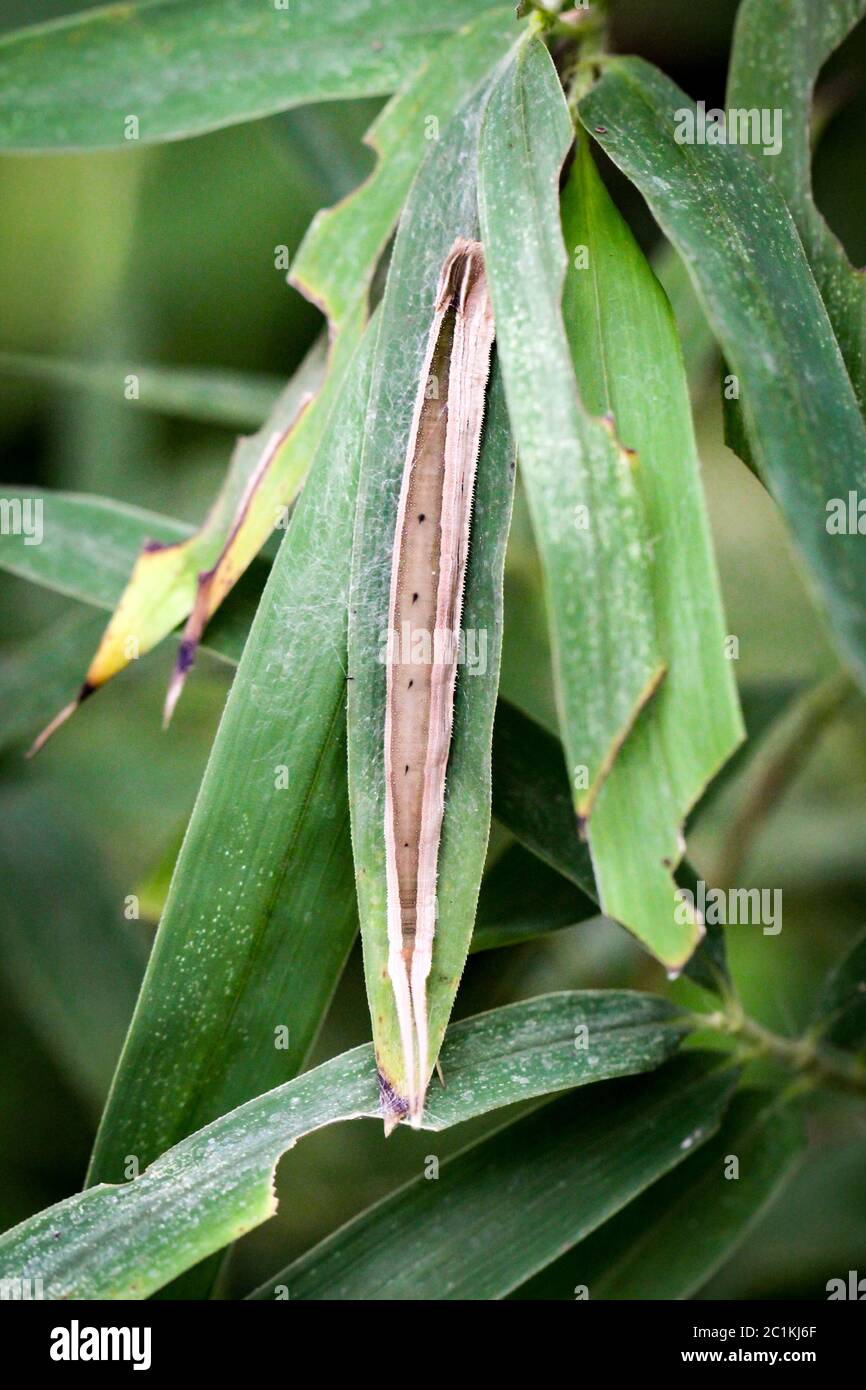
248 1053 734 1300
579 59 866 689
0 0 514 151
25 336 329 747
518 1091 804 1299
472 842 595 953
479 37 666 832
86 321 377 1187
348 79 516 1113
728 0 866 415
0 351 285 429
491 701 730 993
560 138 743 967
0 992 692 1300
290 7 521 340
0 488 187 609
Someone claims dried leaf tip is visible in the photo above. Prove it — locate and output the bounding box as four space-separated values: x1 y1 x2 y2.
377 1069 410 1137
27 682 96 758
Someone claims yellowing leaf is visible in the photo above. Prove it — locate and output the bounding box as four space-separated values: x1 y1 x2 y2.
29 339 326 752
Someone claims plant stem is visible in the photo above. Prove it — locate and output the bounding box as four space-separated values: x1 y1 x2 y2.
697 1003 866 1098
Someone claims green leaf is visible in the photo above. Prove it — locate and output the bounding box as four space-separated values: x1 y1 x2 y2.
579 59 866 690
479 38 666 828
813 927 866 1053
0 0 517 151
543 674 806 944
0 350 285 429
702 1134 866 1297
491 699 595 895
86 319 378 1189
348 79 516 1111
146 9 522 719
248 1052 732 1300
0 992 692 1300
491 701 730 994
472 842 596 953
728 0 866 415
0 487 187 610
290 7 522 339
518 1090 804 1299
560 137 743 965
0 785 147 1110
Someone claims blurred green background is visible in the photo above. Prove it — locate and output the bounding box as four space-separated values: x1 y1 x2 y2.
1 0 865 1298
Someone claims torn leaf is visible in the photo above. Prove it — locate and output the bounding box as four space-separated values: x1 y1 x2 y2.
477 39 665 818
561 138 744 968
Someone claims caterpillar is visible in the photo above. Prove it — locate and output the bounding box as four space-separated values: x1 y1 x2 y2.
382 237 495 1129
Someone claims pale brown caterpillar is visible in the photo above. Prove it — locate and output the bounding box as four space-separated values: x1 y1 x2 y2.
383 238 495 1128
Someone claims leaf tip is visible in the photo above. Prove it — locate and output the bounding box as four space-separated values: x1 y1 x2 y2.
377 1069 409 1137
162 637 198 728
26 683 95 757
